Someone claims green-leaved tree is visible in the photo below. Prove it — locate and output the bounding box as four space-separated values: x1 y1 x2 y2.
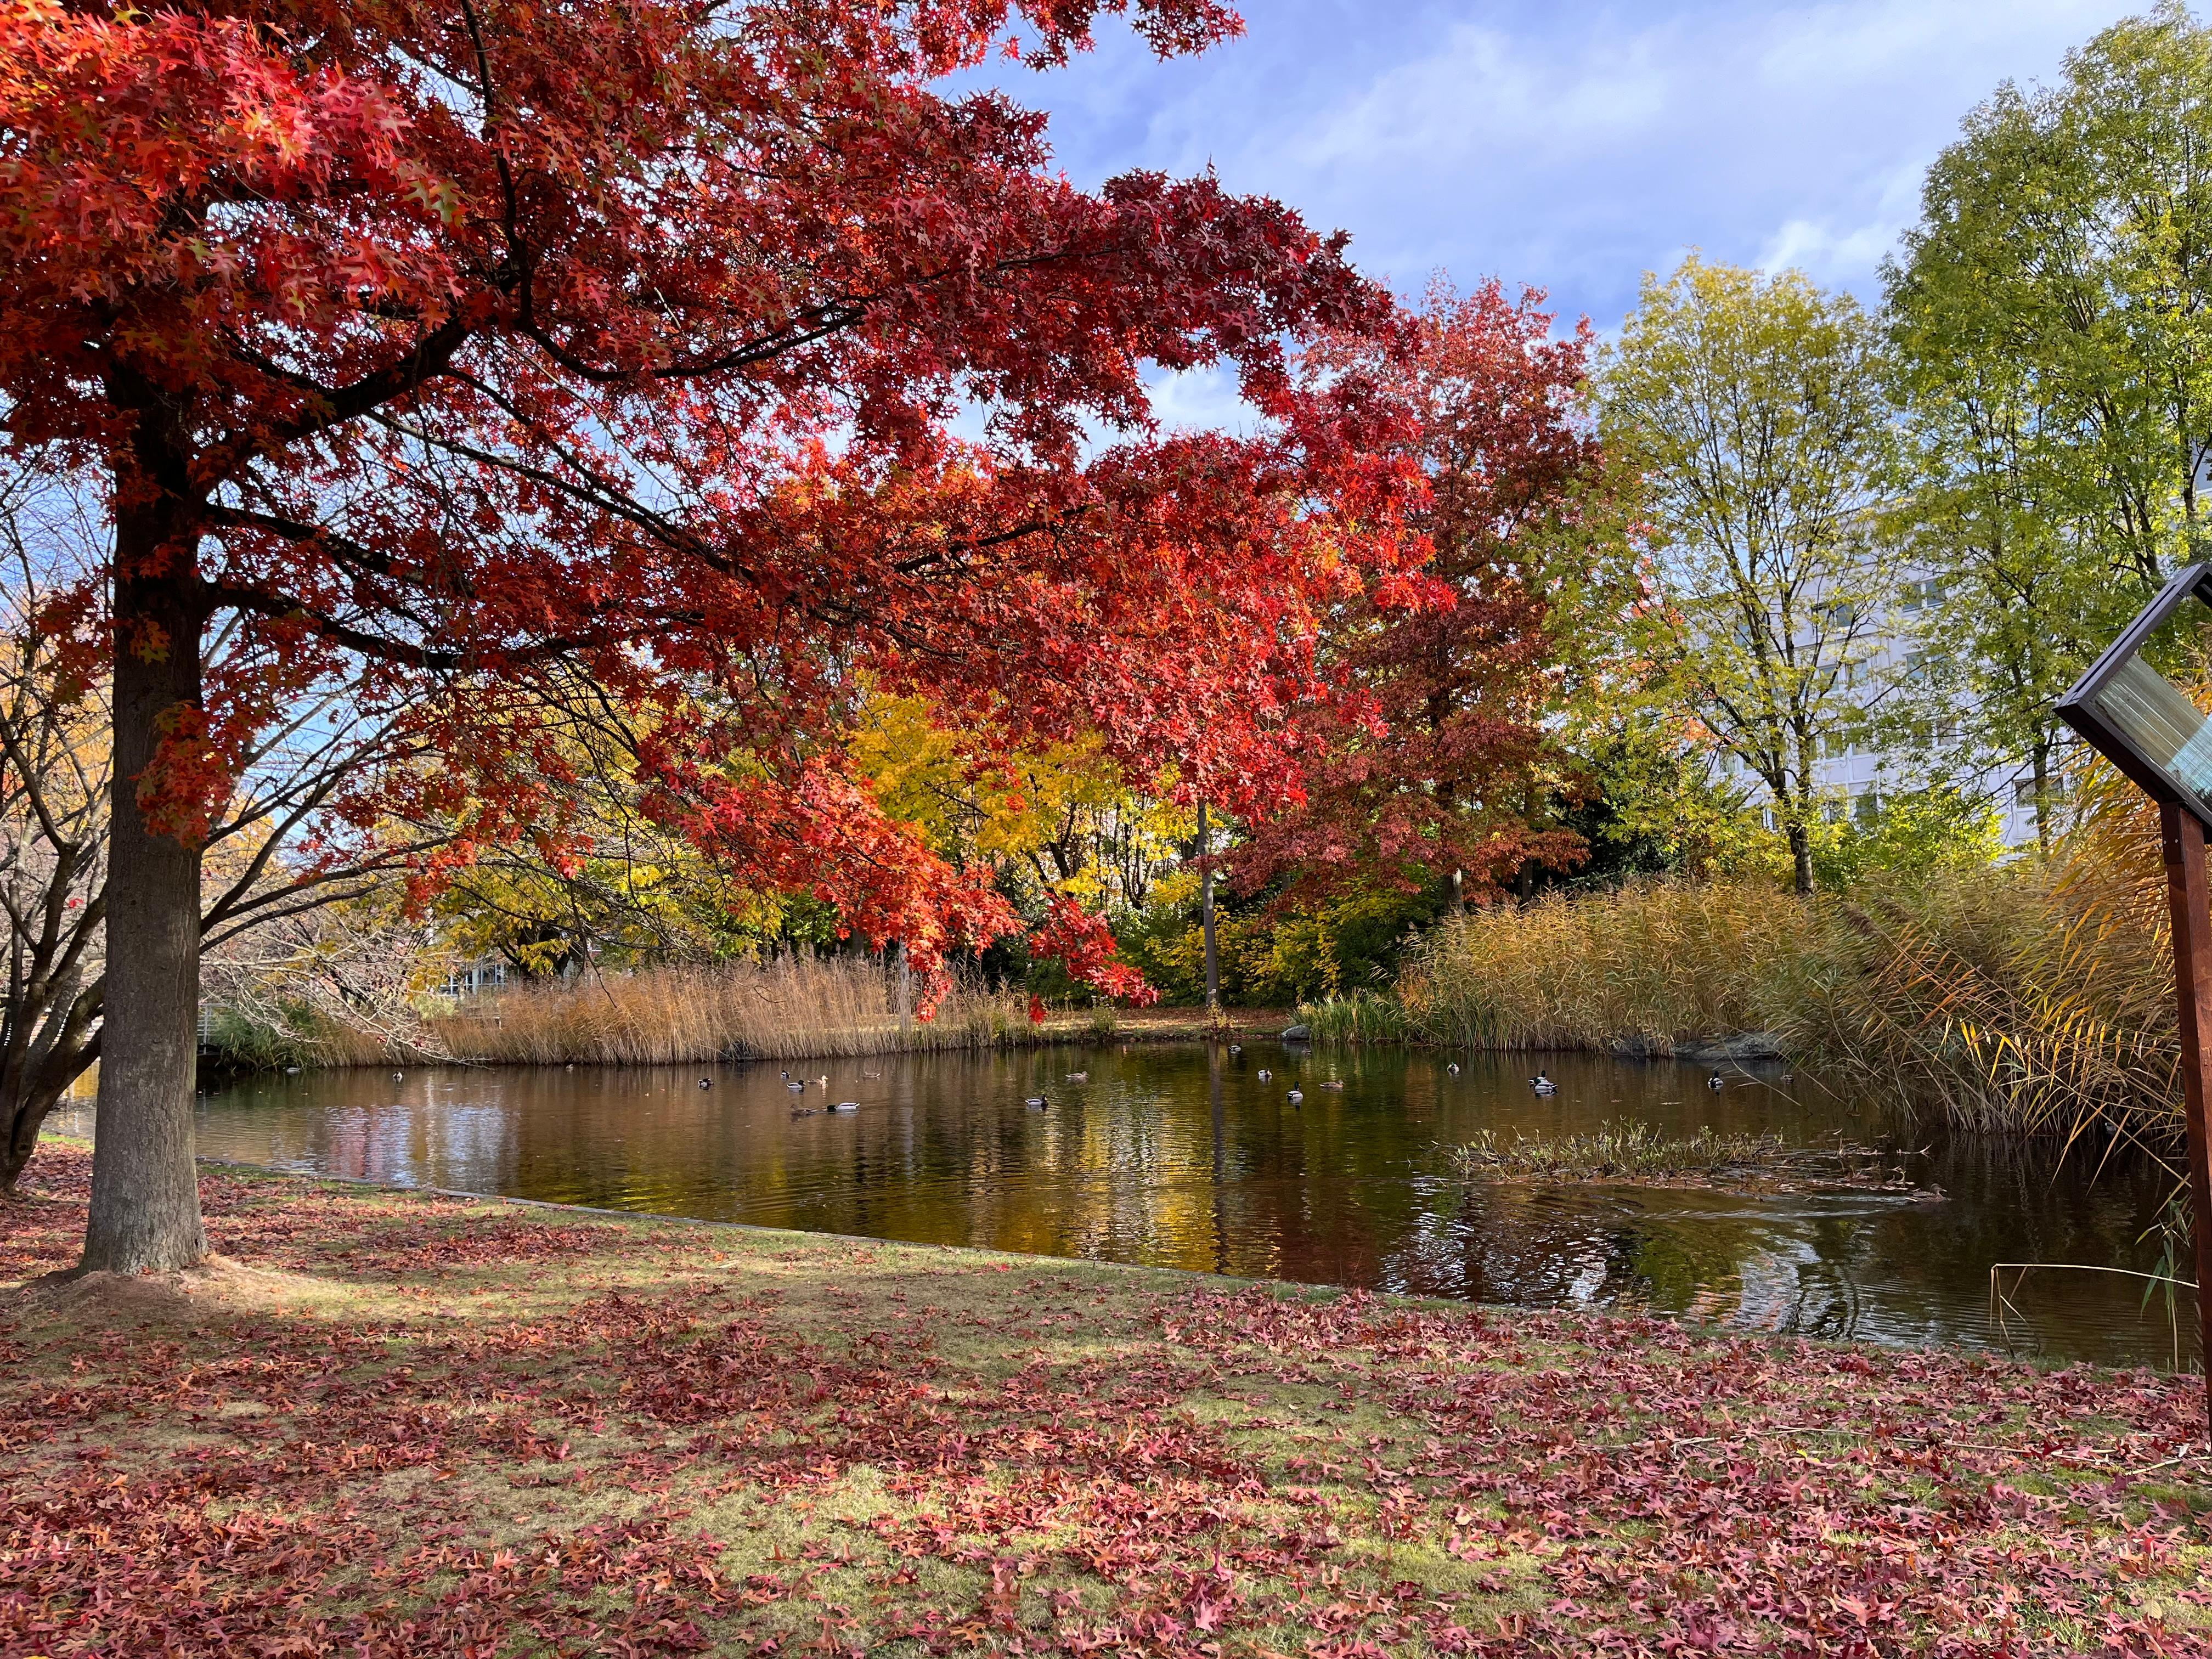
1884 2 2212 839
1600 256 1900 894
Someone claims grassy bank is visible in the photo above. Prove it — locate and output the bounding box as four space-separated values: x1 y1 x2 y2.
211 954 1287 1068
1305 784 2191 1145
5 1138 2208 1655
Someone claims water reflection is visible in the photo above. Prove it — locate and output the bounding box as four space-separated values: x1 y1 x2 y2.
64 1044 2196 1370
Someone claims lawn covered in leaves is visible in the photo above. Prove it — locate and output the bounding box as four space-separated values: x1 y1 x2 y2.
3 1139 2208 1657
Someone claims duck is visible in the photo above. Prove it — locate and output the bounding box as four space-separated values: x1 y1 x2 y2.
1229 1043 1243 1055
392 1071 404 1082
1065 1071 1088 1082
1286 1089 1304 1105
1447 1062 1461 1076
1257 1068 1272 1081
791 1107 819 1119
1779 1069 1795 1083
1321 1079 1346 1090
565 1063 575 1071
1706 1071 1726 1092
787 1081 805 1093
1530 1071 1558 1095
816 1075 830 1088
1024 1095 1049 1110
832 1101 859 1113
698 1077 713 1090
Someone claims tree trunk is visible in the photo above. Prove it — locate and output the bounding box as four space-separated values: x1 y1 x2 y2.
1198 800 1218 1015
4 1074 78 1190
2030 740 2052 856
1786 817 1814 896
81 490 207 1273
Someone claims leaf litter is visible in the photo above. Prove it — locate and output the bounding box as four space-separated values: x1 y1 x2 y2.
1 1140 2206 1656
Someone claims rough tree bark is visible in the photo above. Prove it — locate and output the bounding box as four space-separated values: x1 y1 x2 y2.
80 459 208 1272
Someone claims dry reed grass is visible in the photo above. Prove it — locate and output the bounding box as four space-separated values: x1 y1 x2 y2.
1392 769 2191 1147
427 956 1037 1065
1400 879 1821 1056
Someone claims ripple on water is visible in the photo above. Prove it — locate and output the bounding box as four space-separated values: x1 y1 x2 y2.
53 1043 2193 1370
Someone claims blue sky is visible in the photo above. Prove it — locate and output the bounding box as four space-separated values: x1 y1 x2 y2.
989 1 2142 364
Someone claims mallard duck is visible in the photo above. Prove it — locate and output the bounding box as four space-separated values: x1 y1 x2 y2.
1530 1071 1557 1095
698 1077 712 1090
1065 1071 1088 1082
1024 1095 1048 1110
1286 1089 1304 1105
1707 1071 1725 1091
832 1101 858 1113
1447 1062 1461 1076
1321 1080 1345 1090
787 1080 805 1092
1257 1068 1272 1081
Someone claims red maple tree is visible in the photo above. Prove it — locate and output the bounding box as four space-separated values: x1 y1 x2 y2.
1234 279 1611 910
0 0 1422 1271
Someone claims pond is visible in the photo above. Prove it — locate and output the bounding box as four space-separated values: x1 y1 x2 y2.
61 1042 2198 1371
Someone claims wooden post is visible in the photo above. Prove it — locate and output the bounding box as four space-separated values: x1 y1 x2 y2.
1198 799 1219 1017
2156 800 2212 1434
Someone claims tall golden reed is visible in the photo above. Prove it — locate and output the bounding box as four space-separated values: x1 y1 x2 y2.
426 955 1036 1065
1385 775 2188 1146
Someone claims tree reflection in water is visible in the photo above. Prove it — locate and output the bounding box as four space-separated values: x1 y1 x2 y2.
81 1042 2192 1372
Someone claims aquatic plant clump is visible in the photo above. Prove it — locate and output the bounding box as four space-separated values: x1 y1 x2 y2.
1442 1119 1927 1193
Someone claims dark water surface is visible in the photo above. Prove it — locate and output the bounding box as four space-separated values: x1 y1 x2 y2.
71 1044 2198 1370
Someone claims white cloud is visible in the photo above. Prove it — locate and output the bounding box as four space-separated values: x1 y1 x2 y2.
1002 0 2141 329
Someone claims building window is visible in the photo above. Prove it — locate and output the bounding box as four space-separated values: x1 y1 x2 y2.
1898 577 1946 613
1854 790 1881 826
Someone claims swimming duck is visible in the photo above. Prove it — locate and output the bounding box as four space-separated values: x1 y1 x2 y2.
1286 1089 1304 1105
832 1101 859 1113
1229 1043 1242 1055
1779 1069 1795 1083
1066 1071 1088 1082
1257 1068 1272 1081
392 1071 404 1081
791 1107 819 1119
1024 1095 1049 1110
787 1081 805 1092
1446 1063 1460 1076
1530 1071 1558 1095
1321 1080 1346 1090
1707 1071 1725 1091
816 1075 830 1088
698 1077 713 1090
